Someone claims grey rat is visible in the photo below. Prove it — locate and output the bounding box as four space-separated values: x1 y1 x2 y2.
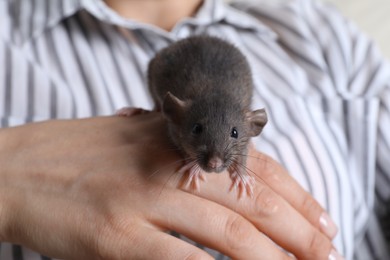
149 35 267 196
118 35 267 196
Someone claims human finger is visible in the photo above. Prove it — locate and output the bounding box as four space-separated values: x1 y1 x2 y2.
189 158 340 259
246 148 338 239
151 190 292 260
99 226 214 260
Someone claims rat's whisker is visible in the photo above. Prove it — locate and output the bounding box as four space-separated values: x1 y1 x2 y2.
147 158 187 181
230 152 269 163
230 161 255 198
155 169 183 200
193 165 203 191
229 163 247 197
156 157 203 199
154 158 199 200
223 140 231 154
183 162 198 189
147 153 196 181
233 161 266 183
164 147 184 152
232 159 254 175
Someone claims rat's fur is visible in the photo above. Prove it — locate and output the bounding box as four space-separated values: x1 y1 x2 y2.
148 36 267 195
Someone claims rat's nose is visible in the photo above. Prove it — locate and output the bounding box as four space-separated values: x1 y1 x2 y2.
207 156 223 171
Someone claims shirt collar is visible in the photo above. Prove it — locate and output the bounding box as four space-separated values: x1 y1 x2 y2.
13 0 82 45
18 0 275 44
193 0 276 36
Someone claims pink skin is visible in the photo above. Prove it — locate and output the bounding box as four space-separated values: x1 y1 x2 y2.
116 107 151 116
117 107 254 198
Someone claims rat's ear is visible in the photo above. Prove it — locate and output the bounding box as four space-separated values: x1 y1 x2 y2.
246 108 267 137
162 92 189 124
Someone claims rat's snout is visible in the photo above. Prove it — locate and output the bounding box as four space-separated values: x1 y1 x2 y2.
208 156 223 169
206 156 224 173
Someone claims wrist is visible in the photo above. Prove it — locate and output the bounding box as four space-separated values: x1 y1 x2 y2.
0 189 13 242
0 127 17 242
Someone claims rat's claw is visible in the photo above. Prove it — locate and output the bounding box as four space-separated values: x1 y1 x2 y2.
177 161 196 175
178 162 206 191
184 167 206 191
116 107 150 117
229 170 255 199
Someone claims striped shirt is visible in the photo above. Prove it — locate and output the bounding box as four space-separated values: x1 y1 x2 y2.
1 0 389 259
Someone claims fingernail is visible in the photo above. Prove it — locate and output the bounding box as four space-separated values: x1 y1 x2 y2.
320 212 338 239
328 249 345 260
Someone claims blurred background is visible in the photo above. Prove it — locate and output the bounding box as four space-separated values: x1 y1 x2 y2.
233 0 390 59
325 0 390 59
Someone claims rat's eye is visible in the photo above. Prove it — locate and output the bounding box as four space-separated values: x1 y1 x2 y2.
231 127 238 138
192 123 203 135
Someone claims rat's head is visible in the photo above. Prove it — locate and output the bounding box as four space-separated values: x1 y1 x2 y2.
162 92 267 173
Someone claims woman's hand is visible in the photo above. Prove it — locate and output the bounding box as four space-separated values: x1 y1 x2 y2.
0 113 341 259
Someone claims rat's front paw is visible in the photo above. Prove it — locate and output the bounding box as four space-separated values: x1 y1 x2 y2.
177 161 207 191
229 169 255 199
116 107 150 117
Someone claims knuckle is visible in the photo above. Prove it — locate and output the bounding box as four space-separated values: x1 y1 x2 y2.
224 215 253 251
94 213 138 260
301 193 322 219
94 219 116 259
253 186 281 217
305 231 331 259
250 152 285 184
258 153 278 171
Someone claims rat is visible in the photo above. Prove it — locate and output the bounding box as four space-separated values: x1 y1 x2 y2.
118 35 267 197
